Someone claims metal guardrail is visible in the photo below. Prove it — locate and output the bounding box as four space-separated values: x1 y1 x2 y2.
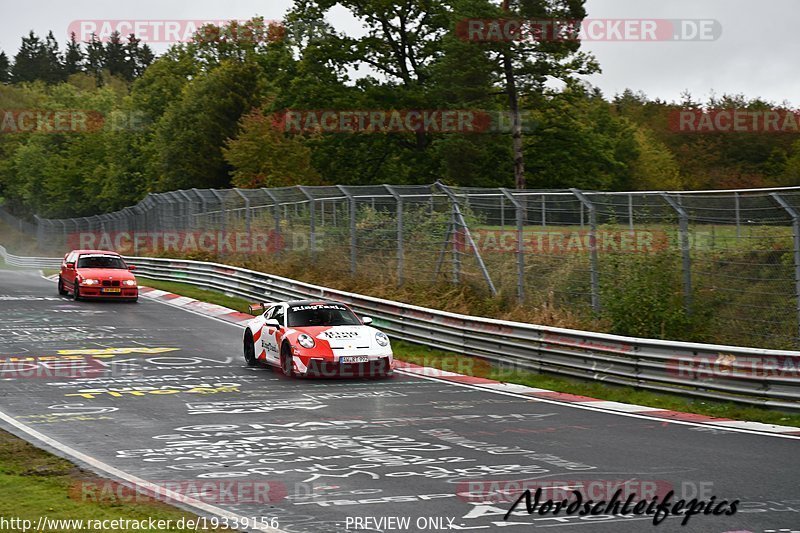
2 245 799 411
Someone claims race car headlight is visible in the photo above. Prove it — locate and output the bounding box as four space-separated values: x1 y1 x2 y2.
297 334 316 349
375 332 390 347
122 280 137 286
81 279 100 286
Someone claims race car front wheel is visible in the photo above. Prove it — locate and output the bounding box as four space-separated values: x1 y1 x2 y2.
58 277 68 296
280 344 294 377
243 333 258 367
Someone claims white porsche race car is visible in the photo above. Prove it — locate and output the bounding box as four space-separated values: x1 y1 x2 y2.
243 299 394 378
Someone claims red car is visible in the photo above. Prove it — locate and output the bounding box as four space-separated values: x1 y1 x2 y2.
58 250 138 302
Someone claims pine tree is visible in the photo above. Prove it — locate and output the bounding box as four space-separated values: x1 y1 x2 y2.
104 31 129 79
125 35 154 80
11 31 45 83
85 33 105 86
43 31 65 83
0 52 10 83
64 32 84 75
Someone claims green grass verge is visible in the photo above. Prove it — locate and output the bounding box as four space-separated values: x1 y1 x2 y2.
0 431 229 532
136 277 251 313
139 278 800 428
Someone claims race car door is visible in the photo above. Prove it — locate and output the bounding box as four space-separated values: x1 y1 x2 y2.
260 305 284 365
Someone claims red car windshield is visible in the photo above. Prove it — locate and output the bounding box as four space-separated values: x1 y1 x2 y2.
77 255 127 269
287 304 361 327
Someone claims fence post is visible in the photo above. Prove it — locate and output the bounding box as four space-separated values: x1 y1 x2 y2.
541 195 547 227
501 188 525 302
628 194 634 235
571 189 600 313
234 189 251 236
735 192 741 238
336 185 357 275
385 185 404 286
771 192 800 342
436 181 497 296
661 192 693 315
298 186 316 263
500 195 505 228
210 190 226 233
263 189 281 257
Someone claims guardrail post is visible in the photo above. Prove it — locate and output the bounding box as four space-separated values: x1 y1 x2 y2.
571 189 600 313
233 188 251 235
385 185 404 286
501 188 525 302
336 185 357 275
177 190 194 230
771 192 800 342
436 181 497 296
298 186 316 263
661 192 693 315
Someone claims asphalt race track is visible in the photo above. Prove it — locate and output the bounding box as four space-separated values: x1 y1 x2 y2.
0 268 798 533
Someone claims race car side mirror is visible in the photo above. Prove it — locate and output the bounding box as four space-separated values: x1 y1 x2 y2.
65 262 75 269
128 265 136 271
362 317 373 325
265 318 281 329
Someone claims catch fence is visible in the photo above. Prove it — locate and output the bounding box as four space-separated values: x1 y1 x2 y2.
6 182 800 349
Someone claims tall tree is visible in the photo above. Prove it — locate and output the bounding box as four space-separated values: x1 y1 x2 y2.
104 31 129 79
154 59 264 190
0 52 10 83
11 32 46 83
64 32 84 75
84 34 105 86
42 31 65 83
127 35 154 79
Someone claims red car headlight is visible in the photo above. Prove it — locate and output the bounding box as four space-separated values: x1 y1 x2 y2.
122 280 137 287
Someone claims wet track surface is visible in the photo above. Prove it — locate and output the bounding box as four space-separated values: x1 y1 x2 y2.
0 268 798 533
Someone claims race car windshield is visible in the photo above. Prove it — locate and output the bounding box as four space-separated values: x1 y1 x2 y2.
77 255 127 269
287 305 361 327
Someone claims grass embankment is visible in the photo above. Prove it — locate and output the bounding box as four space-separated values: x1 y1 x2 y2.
0 431 229 532
138 278 800 428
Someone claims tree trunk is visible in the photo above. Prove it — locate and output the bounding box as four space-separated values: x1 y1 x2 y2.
502 0 525 190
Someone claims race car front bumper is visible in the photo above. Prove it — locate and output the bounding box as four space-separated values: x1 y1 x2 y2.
303 356 393 378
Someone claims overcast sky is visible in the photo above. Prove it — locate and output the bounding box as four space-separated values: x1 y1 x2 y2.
2 0 798 106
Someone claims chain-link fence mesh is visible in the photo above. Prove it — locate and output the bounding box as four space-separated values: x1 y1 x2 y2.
5 183 800 350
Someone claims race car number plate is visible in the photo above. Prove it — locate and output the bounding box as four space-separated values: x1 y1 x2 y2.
340 356 369 364
102 288 121 293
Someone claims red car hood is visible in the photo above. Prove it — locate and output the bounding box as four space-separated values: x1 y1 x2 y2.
76 268 135 281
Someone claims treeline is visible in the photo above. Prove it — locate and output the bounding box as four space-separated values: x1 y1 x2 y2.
0 1 798 219
1 31 154 86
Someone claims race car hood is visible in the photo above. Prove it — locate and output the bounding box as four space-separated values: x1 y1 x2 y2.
76 268 136 281
296 325 380 350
